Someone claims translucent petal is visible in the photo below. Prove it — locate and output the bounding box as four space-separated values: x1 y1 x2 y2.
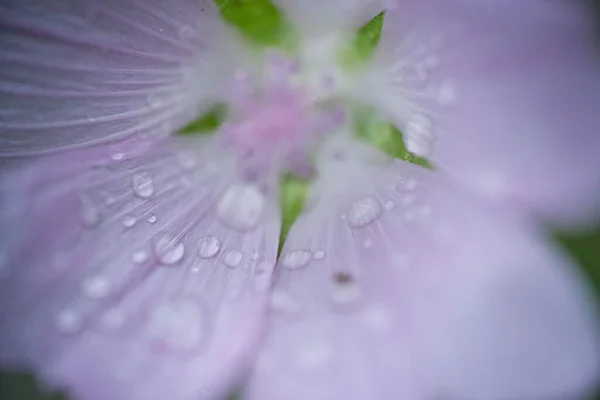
360 0 600 227
246 135 600 400
0 0 237 157
0 137 281 400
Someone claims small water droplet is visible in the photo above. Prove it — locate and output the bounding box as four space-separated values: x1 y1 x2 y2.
55 309 82 335
330 272 362 305
81 276 110 299
437 82 457 105
152 234 185 265
148 297 206 352
146 94 163 109
198 236 220 259
363 238 373 248
251 250 260 261
110 151 125 161
147 214 157 224
79 195 101 228
133 250 149 264
384 200 395 211
405 179 418 191
132 172 155 199
314 250 325 260
176 151 197 169
269 290 301 315
222 249 243 268
281 249 312 270
217 183 265 232
348 196 382 228
122 215 137 228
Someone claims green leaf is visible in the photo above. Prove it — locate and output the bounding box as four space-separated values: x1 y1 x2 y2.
353 106 433 169
213 0 294 47
278 173 310 254
340 11 385 68
178 103 228 135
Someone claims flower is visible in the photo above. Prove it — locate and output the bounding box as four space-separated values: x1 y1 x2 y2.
1 1 599 400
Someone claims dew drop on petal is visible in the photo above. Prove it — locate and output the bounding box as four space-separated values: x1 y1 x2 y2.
314 250 325 260
384 200 395 211
152 234 185 265
198 235 220 259
147 214 157 224
122 215 137 228
281 249 312 270
132 172 155 199
148 297 206 352
133 250 149 264
254 260 275 291
55 309 82 335
81 276 110 299
330 272 362 305
222 249 243 268
217 183 265 231
348 196 382 228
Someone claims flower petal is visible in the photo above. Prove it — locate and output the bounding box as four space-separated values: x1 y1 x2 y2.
361 0 600 227
245 134 600 400
0 0 236 157
0 137 281 400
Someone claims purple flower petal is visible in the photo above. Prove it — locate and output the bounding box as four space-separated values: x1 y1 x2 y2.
246 136 600 400
0 0 236 157
0 137 281 400
362 1 600 227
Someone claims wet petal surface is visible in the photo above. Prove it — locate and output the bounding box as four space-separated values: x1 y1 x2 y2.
246 135 600 400
0 137 281 400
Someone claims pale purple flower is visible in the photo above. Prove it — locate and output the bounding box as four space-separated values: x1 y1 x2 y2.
1 1 600 400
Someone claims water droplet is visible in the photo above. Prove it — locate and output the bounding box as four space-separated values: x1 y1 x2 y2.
133 250 149 264
330 272 362 305
55 309 82 334
110 151 125 161
152 234 185 265
122 215 137 228
314 250 325 260
217 183 265 231
405 179 418 191
176 151 197 169
147 214 157 224
198 236 220 259
348 197 382 228
222 249 243 268
363 238 373 248
132 172 155 200
146 94 163 109
79 195 101 228
281 249 312 270
384 200 395 211
405 114 434 156
251 250 260 261
148 297 205 351
254 260 275 291
269 290 301 315
81 276 110 299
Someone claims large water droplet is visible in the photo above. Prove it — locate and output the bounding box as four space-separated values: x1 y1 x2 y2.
348 196 382 228
132 172 155 199
330 272 362 305
198 235 220 259
222 249 243 268
55 309 82 335
81 276 110 299
79 195 101 228
148 297 206 352
281 249 312 270
152 234 185 265
217 183 265 231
